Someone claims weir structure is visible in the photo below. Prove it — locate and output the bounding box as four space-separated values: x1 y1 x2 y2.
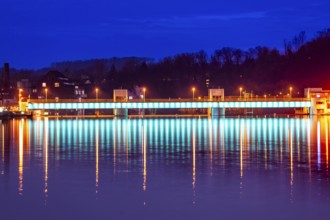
26 98 311 118
19 87 330 117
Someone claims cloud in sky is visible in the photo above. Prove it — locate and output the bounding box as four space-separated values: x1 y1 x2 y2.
116 11 267 25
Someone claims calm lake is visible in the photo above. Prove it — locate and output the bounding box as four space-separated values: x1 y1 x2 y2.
0 117 330 220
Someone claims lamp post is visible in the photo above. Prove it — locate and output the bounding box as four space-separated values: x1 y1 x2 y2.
143 87 146 102
95 88 99 101
192 87 195 101
18 89 23 101
45 88 48 102
289 87 292 98
239 87 243 99
18 89 23 111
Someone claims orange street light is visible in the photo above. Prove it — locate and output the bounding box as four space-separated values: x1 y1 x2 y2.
18 88 23 101
45 88 48 102
239 87 243 99
192 87 195 101
95 88 99 101
143 87 146 102
289 87 293 98
18 89 23 110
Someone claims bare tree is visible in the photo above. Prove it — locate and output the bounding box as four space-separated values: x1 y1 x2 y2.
292 31 306 51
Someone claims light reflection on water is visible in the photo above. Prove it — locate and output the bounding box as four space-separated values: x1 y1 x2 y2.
0 117 330 220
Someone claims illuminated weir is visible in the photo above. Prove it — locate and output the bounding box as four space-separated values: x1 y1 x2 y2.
28 100 311 110
24 89 317 117
27 100 311 117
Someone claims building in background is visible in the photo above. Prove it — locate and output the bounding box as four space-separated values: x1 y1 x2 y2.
1 63 10 97
1 63 12 106
31 71 86 100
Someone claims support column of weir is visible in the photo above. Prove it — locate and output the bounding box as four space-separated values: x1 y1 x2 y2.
208 108 225 117
309 97 318 116
113 89 129 118
114 108 128 118
208 88 225 117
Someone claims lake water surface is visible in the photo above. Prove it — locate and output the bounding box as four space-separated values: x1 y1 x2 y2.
0 117 330 220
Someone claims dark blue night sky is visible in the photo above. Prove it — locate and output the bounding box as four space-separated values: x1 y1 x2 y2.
1 0 329 69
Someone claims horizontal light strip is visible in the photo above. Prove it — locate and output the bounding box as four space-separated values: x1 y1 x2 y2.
28 101 311 110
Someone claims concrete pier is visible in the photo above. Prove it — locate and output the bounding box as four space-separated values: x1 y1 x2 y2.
208 89 225 117
114 109 128 117
208 108 225 117
113 89 128 118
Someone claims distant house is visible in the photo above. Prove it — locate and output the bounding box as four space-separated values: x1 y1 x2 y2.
31 71 86 100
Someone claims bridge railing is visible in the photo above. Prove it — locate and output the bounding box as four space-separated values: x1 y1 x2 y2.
28 97 310 103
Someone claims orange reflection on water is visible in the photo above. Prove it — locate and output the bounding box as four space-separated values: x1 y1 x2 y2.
18 119 24 195
317 121 321 170
290 124 293 186
240 121 244 198
264 120 268 170
125 120 129 170
289 123 294 202
142 124 147 191
192 124 196 190
1 124 4 167
96 121 99 194
192 123 196 204
326 120 329 172
208 119 213 176
307 119 311 180
44 118 49 203
240 122 244 178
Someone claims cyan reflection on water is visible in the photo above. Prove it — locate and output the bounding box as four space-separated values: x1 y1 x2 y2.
0 117 330 220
